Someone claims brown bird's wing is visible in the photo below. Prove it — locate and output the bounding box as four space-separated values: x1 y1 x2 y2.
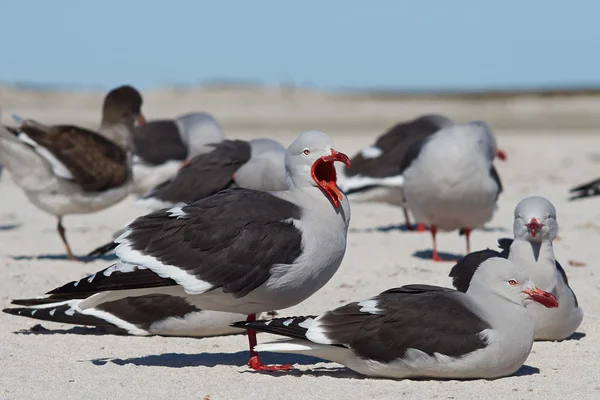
18 121 128 192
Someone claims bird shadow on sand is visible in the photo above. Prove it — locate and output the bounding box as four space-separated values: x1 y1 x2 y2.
349 223 419 233
88 351 541 380
412 250 463 262
0 224 20 231
564 332 586 341
512 365 540 377
89 351 325 369
10 253 118 262
350 225 508 234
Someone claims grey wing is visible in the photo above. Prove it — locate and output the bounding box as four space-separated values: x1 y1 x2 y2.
311 285 491 363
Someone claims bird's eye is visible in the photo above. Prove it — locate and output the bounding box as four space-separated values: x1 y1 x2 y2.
508 279 518 286
303 148 311 156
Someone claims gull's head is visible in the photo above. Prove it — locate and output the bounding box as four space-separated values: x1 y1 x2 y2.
285 130 351 208
513 196 558 242
174 112 224 156
470 257 558 308
467 120 507 162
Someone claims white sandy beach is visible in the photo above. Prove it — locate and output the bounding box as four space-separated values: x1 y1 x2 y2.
1 88 599 399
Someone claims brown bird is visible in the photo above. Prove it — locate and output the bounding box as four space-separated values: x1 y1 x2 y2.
0 85 145 261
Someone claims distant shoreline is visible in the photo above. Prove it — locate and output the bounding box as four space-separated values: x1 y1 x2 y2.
1 83 599 132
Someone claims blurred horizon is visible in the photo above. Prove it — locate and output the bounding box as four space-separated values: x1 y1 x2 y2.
1 1 599 92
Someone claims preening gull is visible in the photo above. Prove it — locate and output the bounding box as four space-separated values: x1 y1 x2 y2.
5 130 351 371
450 196 583 341
131 112 225 195
0 86 144 260
402 121 504 261
235 257 557 380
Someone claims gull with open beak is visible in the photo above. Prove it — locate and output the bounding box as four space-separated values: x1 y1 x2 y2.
4 130 352 371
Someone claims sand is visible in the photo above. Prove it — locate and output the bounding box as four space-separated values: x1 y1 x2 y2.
1 88 600 399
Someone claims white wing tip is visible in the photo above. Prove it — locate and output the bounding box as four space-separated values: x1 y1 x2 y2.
360 146 383 159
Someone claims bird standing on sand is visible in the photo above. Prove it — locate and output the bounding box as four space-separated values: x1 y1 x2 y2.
4 130 351 371
0 85 145 260
450 196 583 341
402 121 504 261
236 257 557 379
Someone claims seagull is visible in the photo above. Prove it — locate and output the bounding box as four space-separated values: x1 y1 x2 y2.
0 85 145 260
131 112 225 196
402 121 504 261
337 114 453 231
450 196 583 341
568 177 600 201
234 257 557 380
135 137 286 211
86 138 287 259
4 293 252 338
5 130 351 371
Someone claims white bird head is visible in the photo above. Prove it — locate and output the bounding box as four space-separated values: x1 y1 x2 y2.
470 257 558 308
466 120 507 162
174 112 224 158
513 196 558 243
285 130 351 208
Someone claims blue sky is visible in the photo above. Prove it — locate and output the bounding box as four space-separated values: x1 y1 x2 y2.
1 1 598 91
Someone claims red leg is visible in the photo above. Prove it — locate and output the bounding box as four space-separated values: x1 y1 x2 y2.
415 223 427 232
245 314 292 372
403 208 414 231
462 228 472 254
430 225 442 262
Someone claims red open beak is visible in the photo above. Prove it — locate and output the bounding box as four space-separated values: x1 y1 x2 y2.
311 149 351 208
496 149 507 161
523 287 558 308
525 218 544 238
136 114 146 127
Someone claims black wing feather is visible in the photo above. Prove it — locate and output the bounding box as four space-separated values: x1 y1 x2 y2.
449 249 504 293
569 177 600 200
133 120 187 164
50 188 303 299
142 140 251 204
345 114 449 178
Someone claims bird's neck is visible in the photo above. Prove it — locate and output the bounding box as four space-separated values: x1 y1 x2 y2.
98 121 134 152
508 239 556 289
465 287 530 331
279 182 350 225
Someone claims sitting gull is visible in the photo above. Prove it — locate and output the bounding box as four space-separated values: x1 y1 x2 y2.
450 196 583 341
235 257 557 379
